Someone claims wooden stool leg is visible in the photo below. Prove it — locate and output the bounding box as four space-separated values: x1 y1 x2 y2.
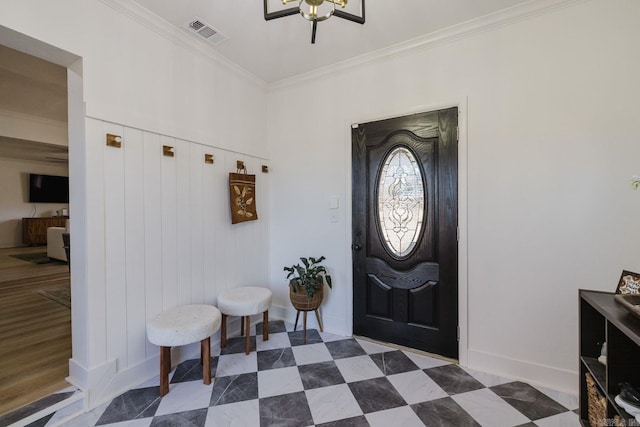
294 310 300 331
160 346 171 397
241 316 245 336
303 311 307 344
245 315 251 355
314 309 324 332
201 337 211 385
263 310 269 341
221 314 227 348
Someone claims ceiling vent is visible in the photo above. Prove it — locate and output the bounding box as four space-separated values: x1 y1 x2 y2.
185 18 228 45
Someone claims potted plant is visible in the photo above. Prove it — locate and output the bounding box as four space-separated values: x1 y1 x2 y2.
284 256 332 311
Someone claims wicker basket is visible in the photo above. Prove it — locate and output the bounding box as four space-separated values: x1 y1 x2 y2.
289 285 323 311
585 372 607 427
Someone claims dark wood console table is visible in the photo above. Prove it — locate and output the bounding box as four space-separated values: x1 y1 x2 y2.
22 217 68 245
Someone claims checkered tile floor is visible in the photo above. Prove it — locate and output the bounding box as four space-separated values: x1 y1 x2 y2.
32 321 580 426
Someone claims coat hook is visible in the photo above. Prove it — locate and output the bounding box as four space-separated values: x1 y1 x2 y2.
205 154 215 164
163 145 175 157
106 134 122 148
237 160 245 171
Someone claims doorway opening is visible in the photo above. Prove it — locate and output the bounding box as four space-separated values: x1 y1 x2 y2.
0 25 84 419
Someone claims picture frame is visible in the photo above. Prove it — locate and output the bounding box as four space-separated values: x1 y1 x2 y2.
615 270 640 295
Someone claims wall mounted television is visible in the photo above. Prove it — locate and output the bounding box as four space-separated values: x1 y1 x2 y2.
29 173 69 203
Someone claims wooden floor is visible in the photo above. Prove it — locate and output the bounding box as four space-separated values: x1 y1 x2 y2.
0 246 71 416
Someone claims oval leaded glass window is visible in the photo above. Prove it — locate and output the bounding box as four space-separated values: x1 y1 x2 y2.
377 146 425 258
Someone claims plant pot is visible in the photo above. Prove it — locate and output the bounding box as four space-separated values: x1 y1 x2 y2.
289 284 323 311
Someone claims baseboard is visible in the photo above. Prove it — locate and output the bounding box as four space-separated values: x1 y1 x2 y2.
466 348 578 395
270 303 348 337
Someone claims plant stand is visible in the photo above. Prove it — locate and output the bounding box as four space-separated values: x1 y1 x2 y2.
294 308 323 344
290 286 324 343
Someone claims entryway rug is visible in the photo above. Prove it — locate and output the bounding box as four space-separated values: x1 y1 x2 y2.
10 252 62 264
36 284 71 309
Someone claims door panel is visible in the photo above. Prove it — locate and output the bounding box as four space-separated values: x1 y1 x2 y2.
352 107 458 358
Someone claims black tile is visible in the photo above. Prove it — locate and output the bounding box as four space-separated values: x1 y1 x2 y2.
257 347 296 371
298 361 346 390
149 408 208 427
210 372 258 406
514 423 537 427
411 396 481 427
0 391 76 426
256 319 287 335
259 391 313 427
316 415 370 427
424 364 485 395
171 357 218 384
95 386 161 425
369 350 419 375
25 413 55 427
325 339 367 360
348 377 406 414
220 336 257 355
490 381 568 421
288 329 323 346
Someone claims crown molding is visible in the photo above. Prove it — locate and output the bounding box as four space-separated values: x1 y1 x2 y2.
96 0 267 90
269 0 590 91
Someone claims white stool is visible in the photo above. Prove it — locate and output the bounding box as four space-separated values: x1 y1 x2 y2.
217 287 272 355
147 304 221 396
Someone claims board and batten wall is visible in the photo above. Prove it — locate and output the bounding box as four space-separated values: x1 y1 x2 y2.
267 0 640 395
1 0 269 408
77 117 269 404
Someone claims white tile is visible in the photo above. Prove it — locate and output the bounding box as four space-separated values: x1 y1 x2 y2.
534 410 581 427
205 399 260 427
386 370 448 404
256 332 291 351
461 366 513 388
57 402 110 427
137 375 161 388
335 355 384 383
305 384 363 424
320 331 347 342
292 343 333 365
402 350 450 369
533 384 579 410
335 356 384 383
257 366 304 398
365 406 425 427
88 418 153 427
46 398 84 425
452 388 530 427
216 352 257 377
155 380 214 416
356 338 395 354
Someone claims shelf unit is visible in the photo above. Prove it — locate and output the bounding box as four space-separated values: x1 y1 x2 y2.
579 290 640 426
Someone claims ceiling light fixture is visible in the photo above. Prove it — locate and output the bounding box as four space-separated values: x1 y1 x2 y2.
264 0 365 44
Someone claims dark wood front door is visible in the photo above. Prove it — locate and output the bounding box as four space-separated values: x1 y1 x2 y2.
352 107 458 358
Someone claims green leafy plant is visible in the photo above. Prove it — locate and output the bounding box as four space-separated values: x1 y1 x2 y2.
284 256 332 297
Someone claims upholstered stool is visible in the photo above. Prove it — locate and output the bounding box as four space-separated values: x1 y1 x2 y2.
217 287 272 355
147 304 221 396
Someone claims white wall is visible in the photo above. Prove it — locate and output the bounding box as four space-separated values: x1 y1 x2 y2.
267 0 640 394
0 158 69 248
1 0 269 408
